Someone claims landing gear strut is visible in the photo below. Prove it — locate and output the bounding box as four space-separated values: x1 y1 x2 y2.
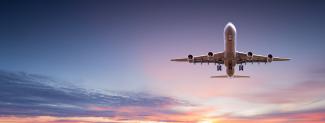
217 65 222 71
239 64 244 71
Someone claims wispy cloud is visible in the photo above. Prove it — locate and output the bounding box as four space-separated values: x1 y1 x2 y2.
0 70 324 123
0 70 200 122
310 68 325 78
215 107 325 123
235 80 325 104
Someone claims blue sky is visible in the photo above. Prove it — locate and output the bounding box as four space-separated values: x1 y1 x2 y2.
1 0 325 122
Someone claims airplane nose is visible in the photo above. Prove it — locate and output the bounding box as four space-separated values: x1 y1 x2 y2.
225 22 236 33
226 26 234 33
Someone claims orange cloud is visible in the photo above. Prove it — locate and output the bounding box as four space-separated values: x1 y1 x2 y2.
85 104 215 122
1 110 324 123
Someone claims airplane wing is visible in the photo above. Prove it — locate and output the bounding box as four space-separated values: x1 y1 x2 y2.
236 51 290 64
171 52 224 64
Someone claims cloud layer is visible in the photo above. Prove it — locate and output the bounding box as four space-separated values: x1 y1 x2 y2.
0 70 196 122
0 70 324 123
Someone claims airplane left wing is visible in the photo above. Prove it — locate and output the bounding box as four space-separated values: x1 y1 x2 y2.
171 52 224 64
236 52 290 64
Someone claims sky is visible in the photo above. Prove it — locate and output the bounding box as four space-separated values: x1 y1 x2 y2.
1 0 325 123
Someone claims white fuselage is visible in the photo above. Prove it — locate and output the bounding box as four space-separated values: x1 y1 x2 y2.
224 23 236 77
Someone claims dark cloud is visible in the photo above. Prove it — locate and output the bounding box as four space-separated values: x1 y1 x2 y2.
0 70 187 118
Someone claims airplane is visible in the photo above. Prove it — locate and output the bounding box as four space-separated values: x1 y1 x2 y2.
171 22 290 78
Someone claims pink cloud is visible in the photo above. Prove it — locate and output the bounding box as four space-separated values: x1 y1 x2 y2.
0 108 324 123
216 108 325 123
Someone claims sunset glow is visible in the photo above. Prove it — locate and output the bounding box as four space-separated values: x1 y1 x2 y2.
1 0 325 123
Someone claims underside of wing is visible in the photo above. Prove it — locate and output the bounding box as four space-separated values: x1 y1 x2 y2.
171 52 224 64
236 51 290 64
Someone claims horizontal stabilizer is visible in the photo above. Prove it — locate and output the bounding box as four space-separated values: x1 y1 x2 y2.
211 75 250 78
210 75 228 78
233 75 250 78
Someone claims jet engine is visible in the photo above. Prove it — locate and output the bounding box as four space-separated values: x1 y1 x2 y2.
247 52 253 60
208 52 213 60
188 54 194 63
267 54 273 62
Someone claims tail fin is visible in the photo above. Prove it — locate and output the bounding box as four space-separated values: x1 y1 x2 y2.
210 75 250 78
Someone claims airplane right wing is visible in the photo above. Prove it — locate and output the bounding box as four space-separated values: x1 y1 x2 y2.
171 52 224 64
236 52 290 64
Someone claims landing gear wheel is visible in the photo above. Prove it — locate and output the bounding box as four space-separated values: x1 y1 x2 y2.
239 65 244 71
217 65 222 71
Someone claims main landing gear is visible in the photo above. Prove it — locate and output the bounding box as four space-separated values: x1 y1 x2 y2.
239 64 244 71
217 65 222 71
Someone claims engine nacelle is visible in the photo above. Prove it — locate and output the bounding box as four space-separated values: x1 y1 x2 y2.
247 52 253 60
208 52 213 60
188 54 194 63
267 54 273 62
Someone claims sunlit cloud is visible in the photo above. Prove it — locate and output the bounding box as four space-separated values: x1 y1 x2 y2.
214 107 325 123
0 70 324 123
0 70 205 122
